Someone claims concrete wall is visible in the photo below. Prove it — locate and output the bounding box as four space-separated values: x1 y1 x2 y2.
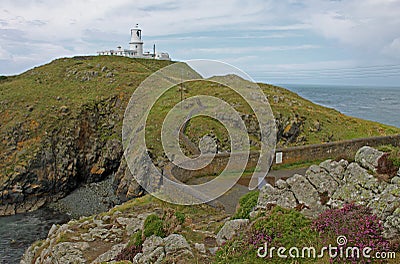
170 134 400 183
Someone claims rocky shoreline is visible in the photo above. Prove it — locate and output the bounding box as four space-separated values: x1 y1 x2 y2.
47 175 121 219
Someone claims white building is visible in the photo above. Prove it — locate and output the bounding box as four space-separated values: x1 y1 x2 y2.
97 25 171 60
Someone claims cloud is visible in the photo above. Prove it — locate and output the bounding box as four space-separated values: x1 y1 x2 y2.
382 37 400 58
302 0 400 57
0 0 399 85
192 45 320 54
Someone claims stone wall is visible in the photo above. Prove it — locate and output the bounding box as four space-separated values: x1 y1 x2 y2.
170 134 400 183
274 134 400 165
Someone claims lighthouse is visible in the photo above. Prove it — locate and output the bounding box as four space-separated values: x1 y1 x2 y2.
97 25 170 60
129 24 144 56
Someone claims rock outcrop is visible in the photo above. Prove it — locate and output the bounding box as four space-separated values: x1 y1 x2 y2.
134 234 193 264
20 201 215 264
216 219 249 246
256 146 400 239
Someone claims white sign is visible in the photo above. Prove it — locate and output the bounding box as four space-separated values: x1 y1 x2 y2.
276 152 283 164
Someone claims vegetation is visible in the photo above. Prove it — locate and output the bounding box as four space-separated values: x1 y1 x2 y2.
128 231 143 247
215 192 397 264
232 190 259 219
115 244 142 262
215 206 320 264
312 203 394 263
143 214 166 238
378 145 400 167
175 211 186 225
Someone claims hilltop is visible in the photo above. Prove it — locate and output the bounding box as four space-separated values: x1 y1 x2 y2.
0 56 399 215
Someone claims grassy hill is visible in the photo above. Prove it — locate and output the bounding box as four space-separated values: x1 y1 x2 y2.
1 55 399 182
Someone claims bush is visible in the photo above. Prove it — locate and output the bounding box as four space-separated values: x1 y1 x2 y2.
115 244 142 262
128 231 143 247
312 203 391 263
143 214 166 238
233 190 259 219
174 211 185 225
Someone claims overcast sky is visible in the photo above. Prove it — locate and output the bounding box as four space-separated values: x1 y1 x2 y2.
1 0 400 86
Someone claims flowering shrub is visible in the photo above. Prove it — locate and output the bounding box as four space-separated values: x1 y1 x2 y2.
312 203 391 263
115 244 142 262
248 231 272 248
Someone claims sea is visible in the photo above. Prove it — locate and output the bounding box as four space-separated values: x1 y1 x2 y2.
0 84 399 263
0 208 69 264
280 84 400 128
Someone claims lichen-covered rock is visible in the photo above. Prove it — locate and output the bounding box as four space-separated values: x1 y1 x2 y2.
257 183 297 209
43 242 89 263
392 176 400 185
163 234 193 258
306 165 339 196
194 243 206 254
319 159 348 181
135 234 193 264
287 174 326 216
137 246 165 264
355 146 384 172
383 207 400 239
142 235 164 255
116 213 151 236
346 163 387 192
216 219 249 246
91 243 127 264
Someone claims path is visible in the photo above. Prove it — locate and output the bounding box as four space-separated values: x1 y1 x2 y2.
187 167 308 215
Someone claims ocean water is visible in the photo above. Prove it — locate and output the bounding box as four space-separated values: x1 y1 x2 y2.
0 208 69 264
280 84 400 128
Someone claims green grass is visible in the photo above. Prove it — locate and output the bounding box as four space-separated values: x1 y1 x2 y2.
232 190 259 219
1 55 399 185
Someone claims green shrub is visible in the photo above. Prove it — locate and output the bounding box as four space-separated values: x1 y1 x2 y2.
128 231 143 247
232 190 259 219
143 214 166 238
174 211 185 225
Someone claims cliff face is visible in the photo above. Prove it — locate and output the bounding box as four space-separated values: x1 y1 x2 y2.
0 96 127 215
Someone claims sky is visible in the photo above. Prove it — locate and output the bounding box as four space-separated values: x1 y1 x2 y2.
1 0 400 86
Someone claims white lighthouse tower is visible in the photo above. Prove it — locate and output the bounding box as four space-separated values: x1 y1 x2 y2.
97 24 170 60
129 24 143 57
